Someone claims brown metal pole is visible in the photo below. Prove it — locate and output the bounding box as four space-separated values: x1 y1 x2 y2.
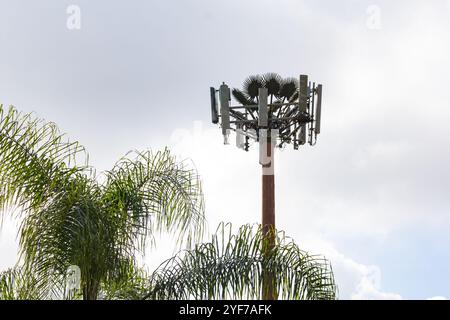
262 134 277 300
262 137 275 239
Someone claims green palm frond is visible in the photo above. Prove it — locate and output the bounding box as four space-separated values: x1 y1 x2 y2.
17 150 205 300
0 266 60 300
0 268 38 300
18 175 116 300
143 223 337 300
0 105 87 214
101 267 150 300
102 149 205 249
242 75 264 100
1 104 206 300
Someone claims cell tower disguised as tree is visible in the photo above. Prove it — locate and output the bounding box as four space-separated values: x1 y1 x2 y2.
210 73 323 299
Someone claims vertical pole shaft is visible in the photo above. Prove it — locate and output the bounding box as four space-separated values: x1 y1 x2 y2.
262 136 275 240
262 134 276 300
258 87 276 299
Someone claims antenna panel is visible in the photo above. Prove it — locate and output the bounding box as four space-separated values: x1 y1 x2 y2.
258 87 268 127
299 75 308 113
210 87 219 124
259 129 268 165
315 84 322 134
219 84 231 135
299 125 306 145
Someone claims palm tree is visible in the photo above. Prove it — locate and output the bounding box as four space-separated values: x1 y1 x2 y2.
0 104 204 300
0 104 336 300
144 223 336 300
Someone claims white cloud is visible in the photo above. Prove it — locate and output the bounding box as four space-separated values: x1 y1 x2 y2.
298 234 402 300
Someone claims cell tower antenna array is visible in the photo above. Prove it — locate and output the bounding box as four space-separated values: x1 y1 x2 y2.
210 74 322 151
209 73 323 300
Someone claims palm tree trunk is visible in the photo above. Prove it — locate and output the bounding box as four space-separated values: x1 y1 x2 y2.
83 279 99 300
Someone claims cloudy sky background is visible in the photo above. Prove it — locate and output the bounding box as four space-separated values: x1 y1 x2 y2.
1 0 450 299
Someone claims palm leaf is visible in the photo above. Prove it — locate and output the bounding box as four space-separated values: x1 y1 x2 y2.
0 267 41 300
263 73 283 97
0 266 66 300
242 75 264 100
0 104 88 214
279 78 298 101
232 88 255 105
18 175 117 300
143 223 337 300
102 149 205 250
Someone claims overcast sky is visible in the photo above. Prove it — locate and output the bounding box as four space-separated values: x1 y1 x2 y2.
1 0 450 299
